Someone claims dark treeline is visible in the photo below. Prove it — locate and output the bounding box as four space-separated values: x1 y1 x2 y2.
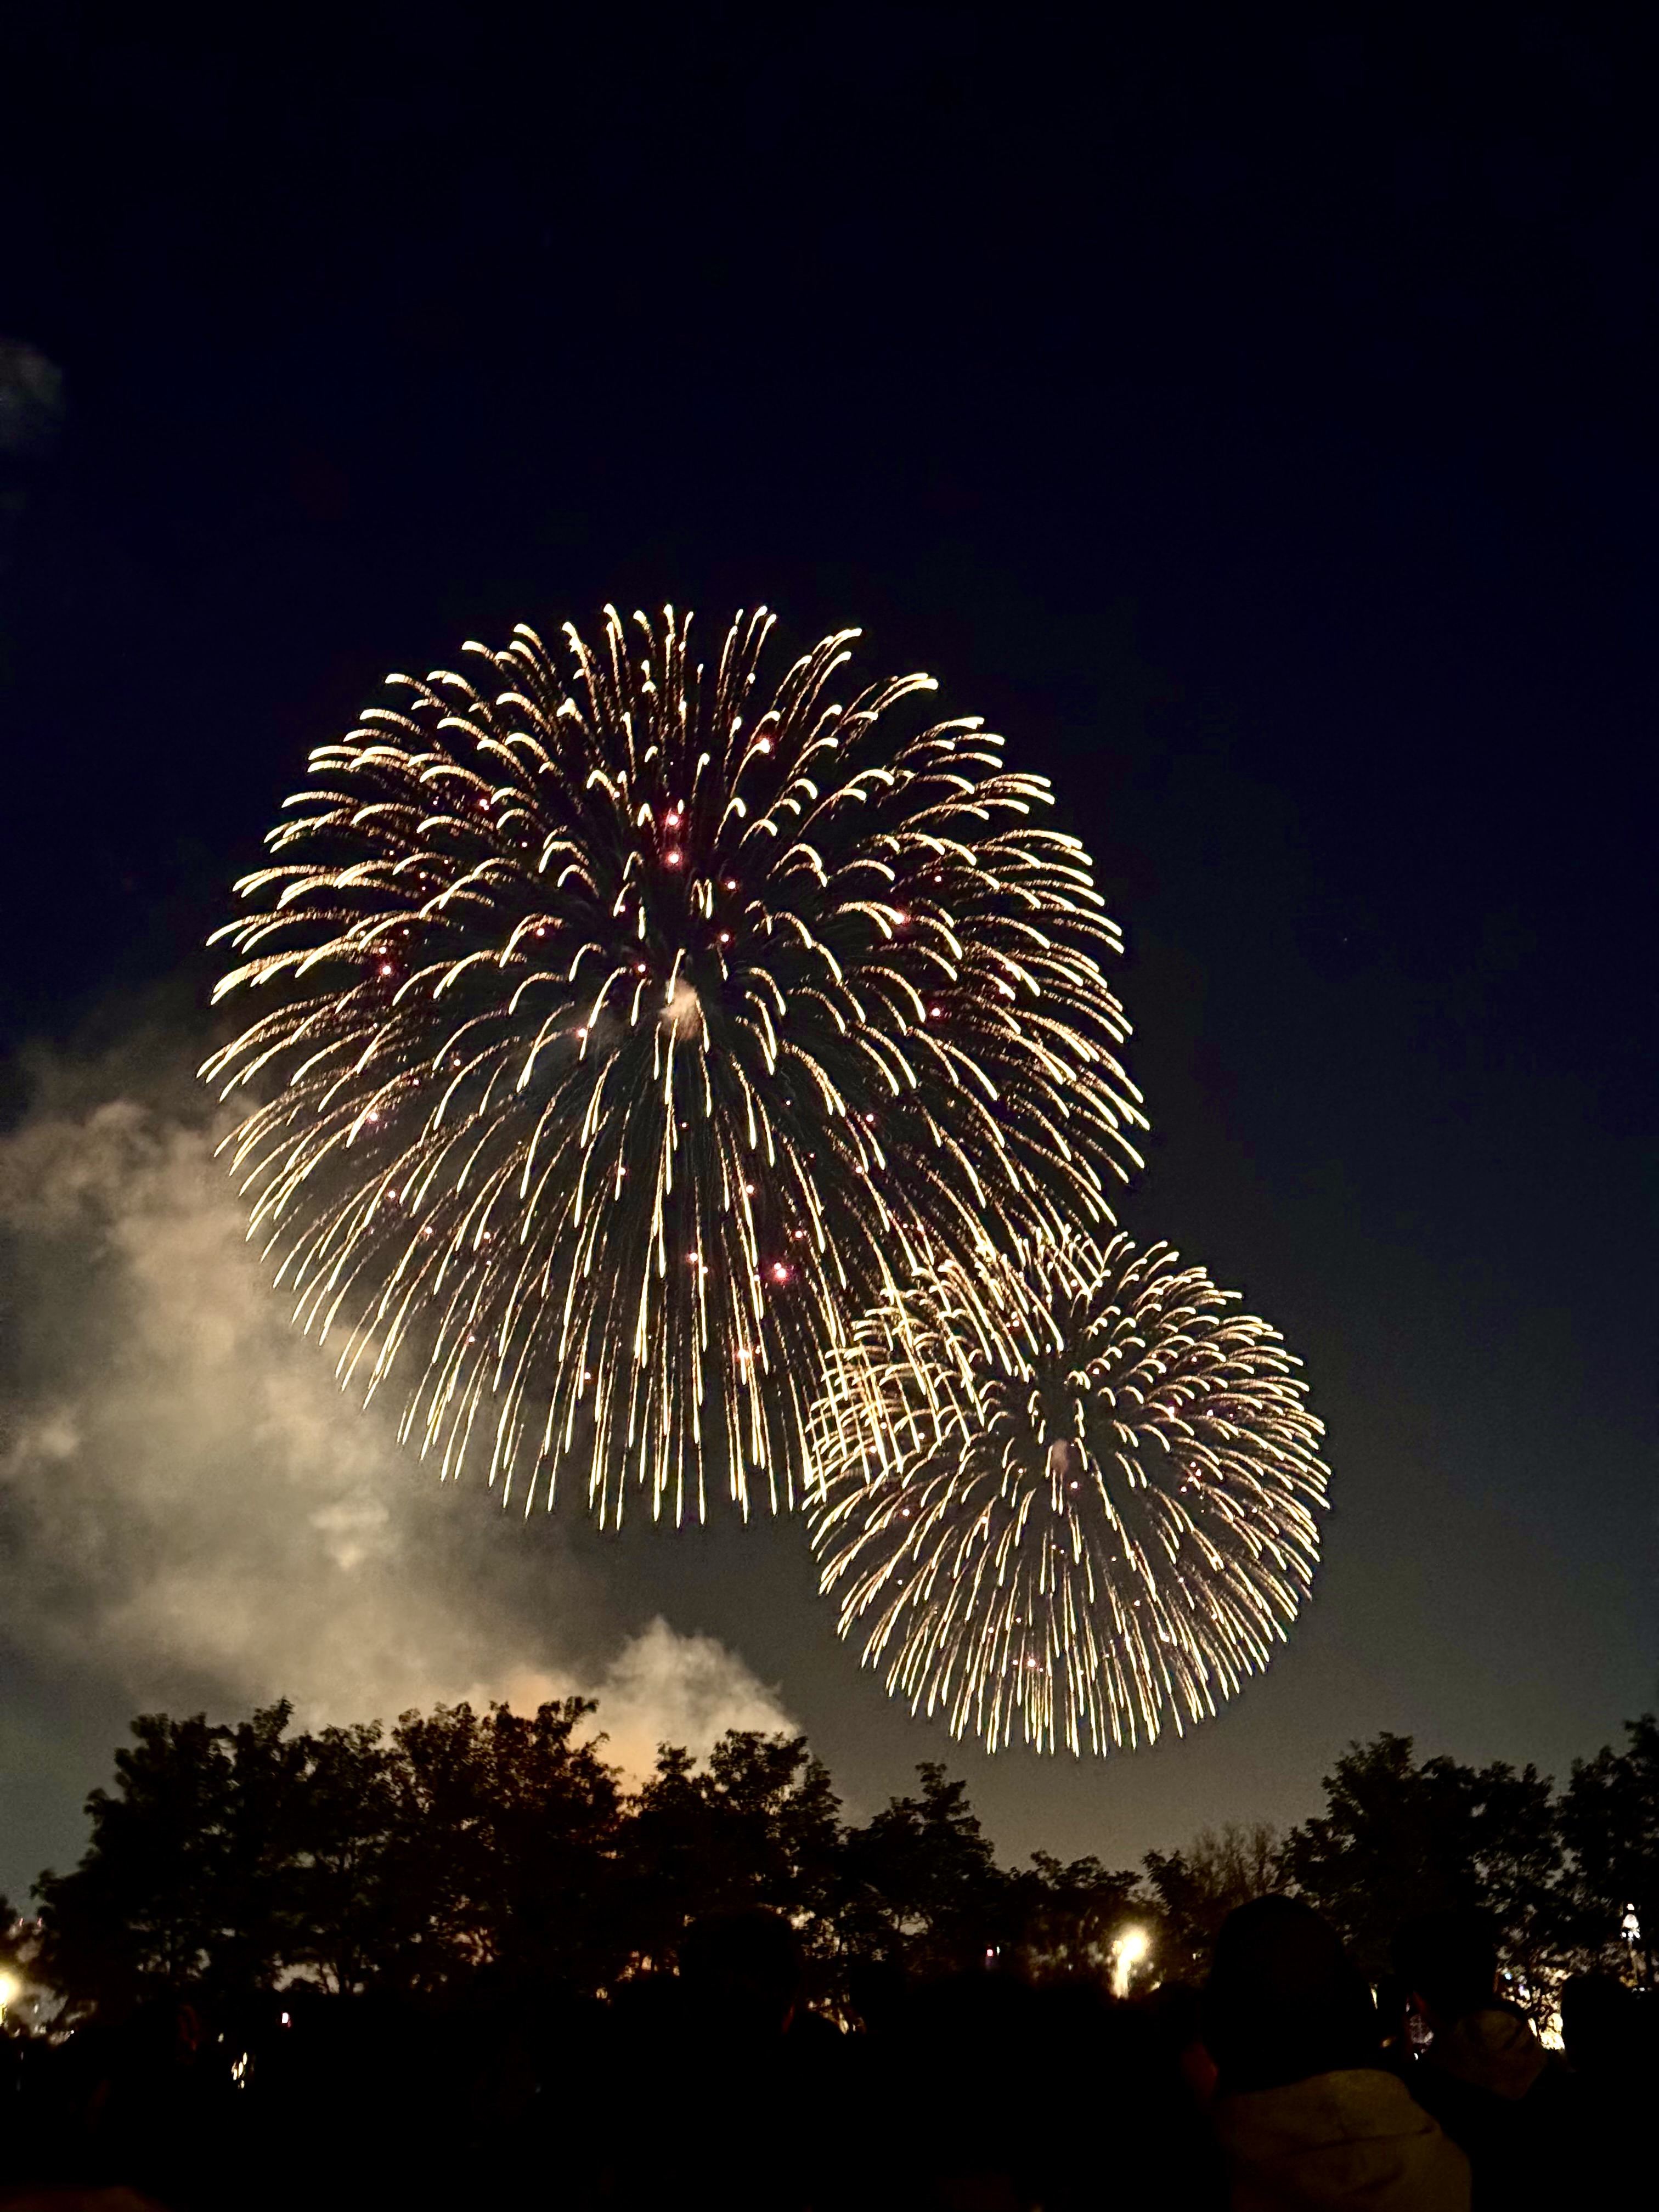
1 1702 1655 2210
4 1700 1654 2018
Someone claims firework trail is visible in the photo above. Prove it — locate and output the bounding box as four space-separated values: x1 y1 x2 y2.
204 610 1144 1523
806 1232 1327 1753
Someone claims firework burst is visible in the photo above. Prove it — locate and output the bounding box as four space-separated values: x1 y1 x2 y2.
806 1232 1327 1753
204 608 1144 1522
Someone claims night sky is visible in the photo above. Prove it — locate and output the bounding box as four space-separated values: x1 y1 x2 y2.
2 8 1654 1900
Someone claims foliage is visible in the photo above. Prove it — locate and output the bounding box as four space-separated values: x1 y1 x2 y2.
1559 1714 1658 1980
33 1706 308 2013
836 1764 1005 1972
616 1730 842 1973
375 1698 621 1996
1282 1733 1570 1981
27 1702 1659 2020
1014 1853 1145 1982
1143 1821 1286 1976
33 1699 620 2016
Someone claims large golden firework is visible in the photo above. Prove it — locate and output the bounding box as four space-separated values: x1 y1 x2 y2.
204 610 1143 1522
806 1232 1327 1752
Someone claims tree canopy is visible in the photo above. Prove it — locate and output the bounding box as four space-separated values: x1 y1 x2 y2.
15 1701 1656 2022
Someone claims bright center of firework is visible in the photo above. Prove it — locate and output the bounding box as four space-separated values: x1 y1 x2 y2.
1046 1437 1085 1486
661 977 703 1036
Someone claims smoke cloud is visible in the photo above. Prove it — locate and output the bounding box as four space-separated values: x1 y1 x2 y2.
0 1032 794 1883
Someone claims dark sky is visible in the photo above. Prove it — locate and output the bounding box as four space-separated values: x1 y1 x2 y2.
1 7 1654 1894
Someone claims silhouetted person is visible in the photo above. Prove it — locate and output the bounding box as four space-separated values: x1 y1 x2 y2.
1560 1970 1645 2082
1205 1896 1469 2210
63 1997 234 2211
678 1904 806 2039
844 1953 908 2040
592 1908 831 2211
1034 1980 1226 2212
876 1970 1042 2210
1393 1909 1567 2207
1558 1972 1650 2192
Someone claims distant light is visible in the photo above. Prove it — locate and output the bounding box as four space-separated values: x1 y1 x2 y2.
1111 1926 1149 1998
770 1262 790 1283
664 849 683 868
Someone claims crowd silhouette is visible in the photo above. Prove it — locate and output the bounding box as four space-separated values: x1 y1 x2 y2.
1 1701 1654 2209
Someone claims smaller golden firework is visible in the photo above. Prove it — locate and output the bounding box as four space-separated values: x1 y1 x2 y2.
806 1232 1328 1754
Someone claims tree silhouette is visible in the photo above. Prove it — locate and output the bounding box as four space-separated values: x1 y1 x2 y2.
1143 1821 1286 1976
289 1720 399 1995
1283 1733 1566 1982
838 1763 1006 1973
1560 1714 1658 1982
28 1701 1659 2020
618 1730 841 1978
374 1697 623 1995
1014 1852 1144 1980
35 1704 305 2012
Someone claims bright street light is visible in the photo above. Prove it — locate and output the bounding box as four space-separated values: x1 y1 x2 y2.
1111 1926 1150 1997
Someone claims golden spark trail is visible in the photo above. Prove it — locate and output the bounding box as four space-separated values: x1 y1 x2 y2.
205 609 1144 1523
805 1232 1328 1752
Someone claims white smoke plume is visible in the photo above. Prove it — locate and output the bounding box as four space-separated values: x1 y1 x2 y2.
0 1035 794 1883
